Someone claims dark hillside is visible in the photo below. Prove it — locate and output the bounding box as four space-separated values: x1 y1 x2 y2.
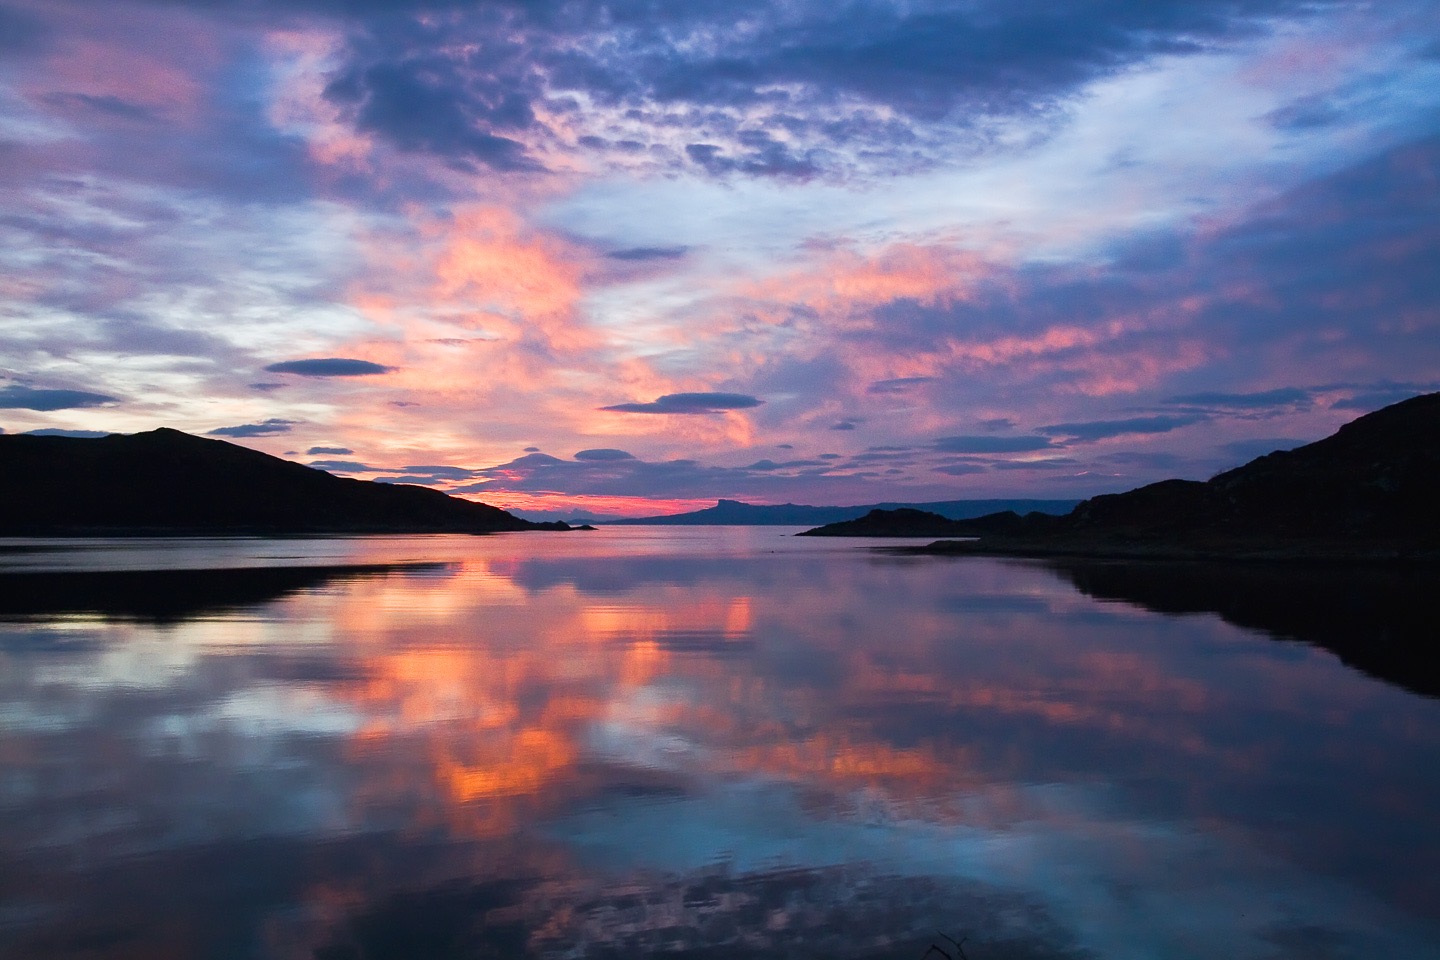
1066 392 1440 545
0 428 563 535
820 393 1440 559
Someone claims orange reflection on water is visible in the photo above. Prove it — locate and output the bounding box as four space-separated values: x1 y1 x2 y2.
741 734 959 784
311 561 1126 834
580 595 752 641
341 650 603 837
311 568 778 839
441 721 581 803
254 544 1440 891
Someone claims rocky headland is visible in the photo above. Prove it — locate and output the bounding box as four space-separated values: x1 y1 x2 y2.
799 393 1440 562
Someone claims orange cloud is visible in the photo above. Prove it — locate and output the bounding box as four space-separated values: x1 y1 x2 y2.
302 203 769 468
737 242 991 333
428 206 597 355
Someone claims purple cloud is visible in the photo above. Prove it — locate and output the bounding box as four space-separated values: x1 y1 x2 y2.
934 435 1056 453
324 55 543 173
933 463 990 476
867 377 934 394
601 392 764 414
0 386 119 411
309 459 376 472
1038 415 1207 442
208 419 297 437
1167 388 1311 409
264 358 395 377
41 92 157 122
1330 385 1434 411
743 458 827 471
276 0 1359 179
606 246 689 261
23 429 113 438
450 446 974 503
401 464 478 480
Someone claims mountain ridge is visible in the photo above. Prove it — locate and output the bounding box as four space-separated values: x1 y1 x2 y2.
0 428 572 536
842 393 1440 561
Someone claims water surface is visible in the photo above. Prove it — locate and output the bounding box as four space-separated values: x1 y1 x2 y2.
1 528 1437 959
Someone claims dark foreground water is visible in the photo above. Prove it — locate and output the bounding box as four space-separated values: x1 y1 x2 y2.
1 529 1437 960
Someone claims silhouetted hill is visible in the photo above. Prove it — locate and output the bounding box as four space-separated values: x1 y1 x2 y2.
606 498 1079 526
1069 392 1440 540
886 393 1440 561
796 507 1032 537
0 429 571 535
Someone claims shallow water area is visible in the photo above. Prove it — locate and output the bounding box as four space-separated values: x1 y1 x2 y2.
0 527 1437 959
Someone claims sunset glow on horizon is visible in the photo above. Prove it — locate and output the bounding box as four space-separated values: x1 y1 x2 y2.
2 0 1438 516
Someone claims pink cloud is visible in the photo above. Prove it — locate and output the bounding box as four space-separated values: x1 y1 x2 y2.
426 206 598 355
738 242 990 329
16 0 222 127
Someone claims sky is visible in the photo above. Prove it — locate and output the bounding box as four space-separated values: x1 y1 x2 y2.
1 0 1438 517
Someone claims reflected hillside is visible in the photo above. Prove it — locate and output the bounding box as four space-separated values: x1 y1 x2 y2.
0 562 451 621
1043 560 1440 698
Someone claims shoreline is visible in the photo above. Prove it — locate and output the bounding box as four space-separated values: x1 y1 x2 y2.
877 538 1440 566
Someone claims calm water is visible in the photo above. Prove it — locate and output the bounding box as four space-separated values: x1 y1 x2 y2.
1 528 1437 960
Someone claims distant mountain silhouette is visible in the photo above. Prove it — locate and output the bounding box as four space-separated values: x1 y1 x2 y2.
606 497 1079 526
852 393 1440 561
0 428 572 535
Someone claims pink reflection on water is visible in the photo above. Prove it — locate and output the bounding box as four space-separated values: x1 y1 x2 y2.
0 532 1437 958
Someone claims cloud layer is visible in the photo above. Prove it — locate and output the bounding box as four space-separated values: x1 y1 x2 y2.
0 0 1437 510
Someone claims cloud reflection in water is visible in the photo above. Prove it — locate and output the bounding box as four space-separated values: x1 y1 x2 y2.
0 531 1436 958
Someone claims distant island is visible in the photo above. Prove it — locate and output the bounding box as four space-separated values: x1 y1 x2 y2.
0 428 576 536
800 393 1440 562
796 507 1033 538
605 497 1079 526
